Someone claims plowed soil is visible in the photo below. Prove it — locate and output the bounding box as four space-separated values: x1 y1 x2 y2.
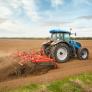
0 39 92 89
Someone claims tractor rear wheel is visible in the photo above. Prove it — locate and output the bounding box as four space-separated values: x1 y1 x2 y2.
77 48 89 60
51 43 70 63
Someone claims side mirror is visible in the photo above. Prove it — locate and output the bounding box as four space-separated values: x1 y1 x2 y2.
75 32 76 36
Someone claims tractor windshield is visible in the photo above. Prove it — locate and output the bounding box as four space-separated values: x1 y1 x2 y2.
51 33 63 41
64 33 70 42
51 33 70 42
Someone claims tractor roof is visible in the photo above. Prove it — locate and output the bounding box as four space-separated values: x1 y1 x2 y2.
50 29 71 34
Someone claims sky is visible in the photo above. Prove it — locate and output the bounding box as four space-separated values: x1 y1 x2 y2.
0 0 92 37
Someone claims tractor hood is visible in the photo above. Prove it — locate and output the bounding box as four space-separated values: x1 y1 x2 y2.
69 40 81 49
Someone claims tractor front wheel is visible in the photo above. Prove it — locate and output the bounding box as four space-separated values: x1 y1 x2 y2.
51 43 70 63
77 48 89 60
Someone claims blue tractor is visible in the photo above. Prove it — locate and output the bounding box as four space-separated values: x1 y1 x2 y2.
42 29 89 63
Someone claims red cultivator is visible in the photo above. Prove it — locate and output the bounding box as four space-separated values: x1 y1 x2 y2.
11 49 57 76
15 49 55 66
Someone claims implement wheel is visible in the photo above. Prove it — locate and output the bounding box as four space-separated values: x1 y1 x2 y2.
51 43 70 63
77 48 89 60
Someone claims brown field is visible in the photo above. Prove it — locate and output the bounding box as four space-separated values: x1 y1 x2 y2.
0 39 92 89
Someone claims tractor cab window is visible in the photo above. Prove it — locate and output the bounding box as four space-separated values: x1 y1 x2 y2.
57 33 61 40
64 33 70 42
57 33 63 40
51 33 63 41
51 33 57 40
56 33 59 39
59 33 63 40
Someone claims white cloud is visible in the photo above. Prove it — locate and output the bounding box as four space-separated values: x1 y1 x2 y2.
0 5 12 18
73 0 92 6
0 20 50 37
51 0 64 8
0 0 22 19
22 0 41 22
0 20 26 33
0 0 40 22
9 0 22 9
0 18 7 24
0 0 46 37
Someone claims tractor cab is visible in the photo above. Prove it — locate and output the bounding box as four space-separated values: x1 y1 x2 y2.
49 29 81 49
50 30 71 42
